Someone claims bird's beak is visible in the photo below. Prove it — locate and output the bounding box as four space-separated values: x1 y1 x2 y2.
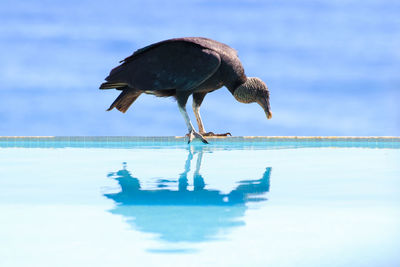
257 97 272 119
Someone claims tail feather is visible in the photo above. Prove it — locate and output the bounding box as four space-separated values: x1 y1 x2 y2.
100 82 128 90
107 90 141 113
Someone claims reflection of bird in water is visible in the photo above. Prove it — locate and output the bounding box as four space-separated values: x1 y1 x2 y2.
104 148 271 243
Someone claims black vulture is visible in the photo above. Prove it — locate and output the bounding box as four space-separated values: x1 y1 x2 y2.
100 37 272 143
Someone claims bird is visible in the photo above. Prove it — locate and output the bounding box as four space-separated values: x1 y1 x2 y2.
100 37 272 143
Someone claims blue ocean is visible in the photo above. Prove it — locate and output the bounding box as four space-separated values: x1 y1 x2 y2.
0 0 399 135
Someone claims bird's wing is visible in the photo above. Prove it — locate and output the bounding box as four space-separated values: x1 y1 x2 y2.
118 39 170 65
105 41 221 91
119 37 237 64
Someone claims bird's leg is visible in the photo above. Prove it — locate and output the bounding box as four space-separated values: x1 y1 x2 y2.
176 94 208 144
178 105 208 144
192 93 232 137
192 101 206 134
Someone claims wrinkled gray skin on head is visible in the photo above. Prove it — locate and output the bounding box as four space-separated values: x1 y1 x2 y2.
233 77 272 119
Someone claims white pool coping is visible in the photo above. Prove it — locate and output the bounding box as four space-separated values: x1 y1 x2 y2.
1 136 399 141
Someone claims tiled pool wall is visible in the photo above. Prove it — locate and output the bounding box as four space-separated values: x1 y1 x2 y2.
0 136 399 149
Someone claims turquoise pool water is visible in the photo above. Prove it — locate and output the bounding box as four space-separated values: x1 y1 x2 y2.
1 137 399 266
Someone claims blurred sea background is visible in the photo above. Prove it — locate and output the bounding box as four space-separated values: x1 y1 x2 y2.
0 0 399 136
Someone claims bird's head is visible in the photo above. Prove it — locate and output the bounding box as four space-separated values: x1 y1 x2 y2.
233 77 272 119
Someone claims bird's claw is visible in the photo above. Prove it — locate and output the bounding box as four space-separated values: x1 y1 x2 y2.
201 132 232 137
186 130 209 144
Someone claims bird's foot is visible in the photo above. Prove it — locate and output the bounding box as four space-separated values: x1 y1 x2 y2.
186 130 209 144
201 132 232 137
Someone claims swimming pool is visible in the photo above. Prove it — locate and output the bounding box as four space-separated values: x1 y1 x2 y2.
1 137 399 266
